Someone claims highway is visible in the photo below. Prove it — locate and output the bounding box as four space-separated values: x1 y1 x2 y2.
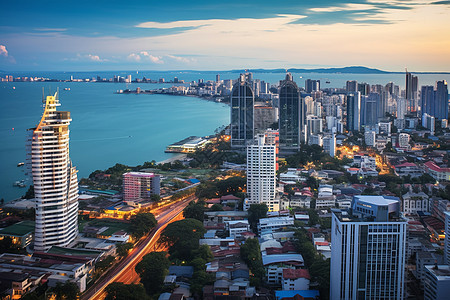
81 196 194 300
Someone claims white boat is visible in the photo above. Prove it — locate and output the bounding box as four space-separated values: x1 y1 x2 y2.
64 88 70 91
17 162 24 167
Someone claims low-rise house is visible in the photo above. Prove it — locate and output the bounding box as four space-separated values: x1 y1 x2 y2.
0 220 34 248
281 269 310 291
258 216 294 234
226 220 250 239
262 254 304 285
424 161 450 181
394 162 423 178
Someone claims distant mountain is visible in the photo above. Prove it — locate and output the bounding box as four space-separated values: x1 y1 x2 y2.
230 66 393 74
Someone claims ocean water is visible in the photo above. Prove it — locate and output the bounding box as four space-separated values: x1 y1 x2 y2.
0 81 230 202
1 71 449 202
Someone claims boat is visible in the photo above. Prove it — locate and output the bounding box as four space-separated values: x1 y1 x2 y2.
13 180 26 187
12 87 15 89
17 162 24 167
64 88 70 91
326 81 330 84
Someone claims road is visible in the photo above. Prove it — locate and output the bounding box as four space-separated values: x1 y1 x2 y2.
81 196 194 300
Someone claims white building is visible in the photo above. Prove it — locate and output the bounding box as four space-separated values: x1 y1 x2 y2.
364 130 376 147
323 134 336 157
258 216 294 234
423 265 450 300
281 269 310 291
398 133 410 148
245 130 279 212
28 93 79 251
402 192 429 215
330 196 406 300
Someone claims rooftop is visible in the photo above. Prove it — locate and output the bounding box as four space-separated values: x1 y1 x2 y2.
282 268 310 280
0 220 35 236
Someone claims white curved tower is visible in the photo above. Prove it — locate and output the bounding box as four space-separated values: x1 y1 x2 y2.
28 92 78 251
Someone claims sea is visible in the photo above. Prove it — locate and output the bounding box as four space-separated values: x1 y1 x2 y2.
1 70 449 202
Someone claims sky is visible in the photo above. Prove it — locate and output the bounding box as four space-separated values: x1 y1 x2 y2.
0 0 449 72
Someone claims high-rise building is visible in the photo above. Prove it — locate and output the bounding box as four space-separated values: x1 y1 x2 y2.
123 172 161 201
216 74 220 82
279 73 303 150
346 92 361 132
436 80 449 120
406 71 418 113
421 85 435 117
231 74 254 148
358 82 370 96
330 195 407 300
245 130 279 212
444 211 450 265
346 80 358 93
28 92 79 251
361 93 379 127
305 79 320 93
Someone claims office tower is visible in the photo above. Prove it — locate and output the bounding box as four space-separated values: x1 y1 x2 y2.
421 86 435 117
254 105 278 134
346 92 361 131
245 130 279 212
330 196 407 300
28 92 79 251
279 73 303 150
358 82 370 96
305 79 320 93
123 172 160 201
231 74 254 148
436 80 449 120
361 93 379 127
406 70 418 113
346 80 358 93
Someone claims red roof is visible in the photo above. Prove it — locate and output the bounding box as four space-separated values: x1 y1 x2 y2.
424 161 450 173
221 194 240 201
206 198 221 204
282 269 311 280
315 241 329 246
394 162 417 168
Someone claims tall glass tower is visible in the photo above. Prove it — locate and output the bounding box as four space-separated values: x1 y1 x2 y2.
231 74 254 148
279 73 303 151
28 92 79 251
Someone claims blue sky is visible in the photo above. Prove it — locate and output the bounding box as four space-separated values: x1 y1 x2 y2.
1 0 449 71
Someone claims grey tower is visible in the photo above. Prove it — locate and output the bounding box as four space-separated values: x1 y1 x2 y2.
231 74 254 148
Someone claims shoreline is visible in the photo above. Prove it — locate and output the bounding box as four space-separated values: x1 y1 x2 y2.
157 154 188 165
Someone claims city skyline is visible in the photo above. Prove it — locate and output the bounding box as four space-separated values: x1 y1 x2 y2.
1 1 450 71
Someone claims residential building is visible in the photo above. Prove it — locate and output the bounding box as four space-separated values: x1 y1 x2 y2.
323 134 336 157
330 195 407 300
258 216 294 234
28 92 79 252
393 162 423 178
402 192 429 215
305 79 320 93
0 220 34 248
346 80 358 93
398 133 410 148
424 161 450 181
281 269 310 291
262 253 304 285
123 172 160 201
445 212 450 264
245 130 279 212
435 80 449 120
422 113 436 133
279 73 303 150
231 74 254 148
406 71 418 113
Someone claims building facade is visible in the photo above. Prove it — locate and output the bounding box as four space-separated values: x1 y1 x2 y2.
279 73 303 151
28 93 79 251
123 172 160 201
246 130 279 212
346 92 361 132
231 74 254 148
330 196 406 300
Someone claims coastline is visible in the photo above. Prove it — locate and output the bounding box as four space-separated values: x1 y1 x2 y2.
157 154 188 165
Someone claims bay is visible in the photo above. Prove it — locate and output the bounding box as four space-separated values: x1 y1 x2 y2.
0 81 230 202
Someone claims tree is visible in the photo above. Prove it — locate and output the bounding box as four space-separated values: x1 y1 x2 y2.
129 213 157 239
150 194 161 202
209 203 223 211
183 202 206 221
248 204 268 233
240 238 265 287
135 251 170 296
105 283 149 300
116 243 134 257
95 255 115 276
159 219 206 261
51 281 79 300
216 176 246 195
22 185 35 199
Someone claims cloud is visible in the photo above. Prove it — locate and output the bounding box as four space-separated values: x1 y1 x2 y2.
0 45 8 57
64 53 106 62
0 44 16 63
166 54 196 63
86 54 101 61
127 51 164 64
33 28 67 32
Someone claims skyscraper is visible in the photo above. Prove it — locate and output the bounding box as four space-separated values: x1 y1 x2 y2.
346 80 358 93
406 70 418 114
279 73 303 151
330 196 406 300
361 93 379 127
231 74 254 148
436 80 449 120
245 130 279 212
305 79 320 93
420 81 448 120
28 92 79 251
421 85 435 117
346 92 361 132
